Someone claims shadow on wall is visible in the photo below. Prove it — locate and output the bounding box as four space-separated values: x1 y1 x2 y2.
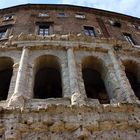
82 56 110 104
0 57 13 101
33 55 62 99
123 60 140 100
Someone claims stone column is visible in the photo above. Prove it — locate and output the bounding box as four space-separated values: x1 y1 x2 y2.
26 64 34 99
8 47 29 108
7 63 19 100
108 50 136 103
67 48 85 105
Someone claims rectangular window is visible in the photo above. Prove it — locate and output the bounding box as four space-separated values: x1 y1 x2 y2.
75 13 86 19
38 25 50 36
36 22 53 36
38 13 49 17
57 12 67 17
84 26 96 37
3 15 14 21
109 20 121 28
0 29 7 39
123 33 135 45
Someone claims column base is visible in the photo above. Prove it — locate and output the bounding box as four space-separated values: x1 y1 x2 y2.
7 94 25 108
71 92 86 105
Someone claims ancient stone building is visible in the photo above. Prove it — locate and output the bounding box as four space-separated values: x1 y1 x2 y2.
0 4 140 140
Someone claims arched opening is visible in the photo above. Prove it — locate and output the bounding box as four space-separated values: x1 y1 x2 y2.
82 56 109 104
33 55 62 99
123 60 140 100
0 57 13 101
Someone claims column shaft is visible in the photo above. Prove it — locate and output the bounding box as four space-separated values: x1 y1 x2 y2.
67 48 85 105
108 50 136 103
8 47 29 107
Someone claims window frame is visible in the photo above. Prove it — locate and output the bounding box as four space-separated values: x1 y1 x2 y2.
3 15 14 21
36 22 53 36
123 33 135 45
0 30 6 39
84 26 96 37
0 25 11 40
109 20 121 28
38 13 49 18
57 12 68 18
38 25 50 36
75 13 86 19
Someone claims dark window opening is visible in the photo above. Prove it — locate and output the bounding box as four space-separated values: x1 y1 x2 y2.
0 69 13 100
34 68 62 99
0 29 7 39
3 15 14 21
83 68 109 104
126 71 140 100
0 57 13 101
84 26 96 37
123 60 140 100
34 55 62 99
57 12 67 17
82 57 109 104
123 33 135 45
113 21 121 28
38 25 49 36
109 20 121 28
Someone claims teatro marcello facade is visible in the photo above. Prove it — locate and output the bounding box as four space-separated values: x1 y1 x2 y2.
0 4 140 140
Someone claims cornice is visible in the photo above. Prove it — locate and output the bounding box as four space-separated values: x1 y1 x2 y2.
0 4 139 22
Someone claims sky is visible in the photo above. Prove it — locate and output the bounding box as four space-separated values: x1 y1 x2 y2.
0 0 139 18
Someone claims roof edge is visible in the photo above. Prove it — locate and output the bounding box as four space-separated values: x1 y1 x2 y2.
0 3 139 20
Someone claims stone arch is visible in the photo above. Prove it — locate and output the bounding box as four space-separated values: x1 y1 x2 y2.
33 55 62 99
82 56 110 104
122 59 140 100
0 57 14 101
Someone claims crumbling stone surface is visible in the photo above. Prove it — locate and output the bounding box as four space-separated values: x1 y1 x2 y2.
0 4 140 139
0 103 139 140
0 36 139 139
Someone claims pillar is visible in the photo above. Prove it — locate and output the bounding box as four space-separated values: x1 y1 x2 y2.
8 47 29 108
108 50 136 103
67 48 85 105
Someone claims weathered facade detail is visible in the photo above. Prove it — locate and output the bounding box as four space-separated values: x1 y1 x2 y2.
0 4 140 140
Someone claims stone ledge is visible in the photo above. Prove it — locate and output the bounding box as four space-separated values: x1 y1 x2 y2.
0 33 133 49
1 103 139 114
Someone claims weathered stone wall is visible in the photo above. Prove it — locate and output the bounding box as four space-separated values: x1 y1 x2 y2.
0 34 139 139
0 4 140 140
0 103 140 140
0 4 140 44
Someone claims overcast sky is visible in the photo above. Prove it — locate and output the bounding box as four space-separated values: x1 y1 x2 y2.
0 0 139 18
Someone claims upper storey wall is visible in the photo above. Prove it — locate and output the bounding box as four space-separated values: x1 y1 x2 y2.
0 4 140 44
